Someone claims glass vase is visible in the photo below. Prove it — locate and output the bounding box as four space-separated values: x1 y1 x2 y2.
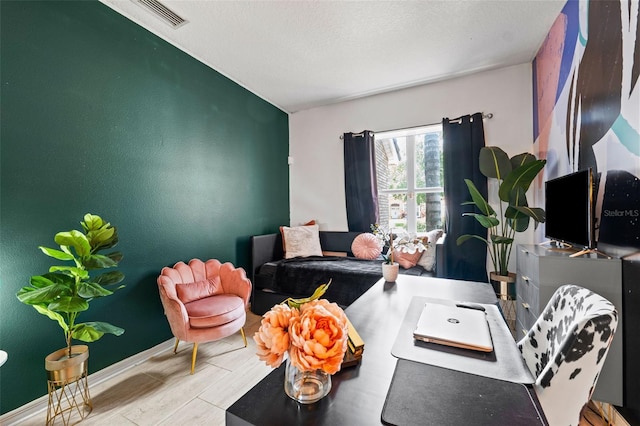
284 359 331 404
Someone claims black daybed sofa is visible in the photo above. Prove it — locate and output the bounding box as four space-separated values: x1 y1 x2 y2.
250 231 445 315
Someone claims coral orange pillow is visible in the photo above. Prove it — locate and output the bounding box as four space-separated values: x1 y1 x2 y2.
394 249 423 269
351 233 382 259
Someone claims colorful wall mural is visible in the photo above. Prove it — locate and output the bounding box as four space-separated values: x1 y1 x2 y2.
533 0 639 253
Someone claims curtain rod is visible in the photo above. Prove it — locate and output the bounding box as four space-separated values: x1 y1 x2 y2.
339 112 493 139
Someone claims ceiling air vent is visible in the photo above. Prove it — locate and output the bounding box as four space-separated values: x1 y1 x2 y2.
134 0 188 29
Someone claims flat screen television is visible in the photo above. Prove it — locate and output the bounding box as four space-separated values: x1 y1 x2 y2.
545 168 595 250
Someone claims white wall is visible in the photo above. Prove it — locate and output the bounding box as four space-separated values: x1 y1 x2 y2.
290 63 537 249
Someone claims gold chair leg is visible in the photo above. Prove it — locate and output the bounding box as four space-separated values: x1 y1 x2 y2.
240 327 247 347
190 343 198 375
173 338 180 354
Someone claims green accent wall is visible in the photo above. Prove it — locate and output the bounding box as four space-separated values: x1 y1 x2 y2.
0 1 289 414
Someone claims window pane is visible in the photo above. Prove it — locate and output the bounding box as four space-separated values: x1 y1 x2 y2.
388 194 408 231
416 131 443 189
376 138 407 191
417 191 444 232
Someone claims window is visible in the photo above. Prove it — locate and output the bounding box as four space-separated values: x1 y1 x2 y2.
375 125 444 235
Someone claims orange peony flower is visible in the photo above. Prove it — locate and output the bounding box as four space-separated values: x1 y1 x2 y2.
253 304 298 368
288 299 349 374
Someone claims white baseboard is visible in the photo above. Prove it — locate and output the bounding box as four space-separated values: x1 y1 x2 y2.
0 338 175 426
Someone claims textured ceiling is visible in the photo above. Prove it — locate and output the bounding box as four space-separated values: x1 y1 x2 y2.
100 0 566 113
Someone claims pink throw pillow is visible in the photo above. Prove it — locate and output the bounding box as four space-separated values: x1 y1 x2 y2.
394 249 423 269
351 233 382 260
175 277 221 303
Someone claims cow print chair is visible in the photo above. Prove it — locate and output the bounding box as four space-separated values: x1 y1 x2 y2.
517 285 617 426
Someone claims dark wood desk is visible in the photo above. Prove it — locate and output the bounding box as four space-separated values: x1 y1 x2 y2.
226 276 545 425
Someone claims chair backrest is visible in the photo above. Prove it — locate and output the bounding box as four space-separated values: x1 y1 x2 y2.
517 284 617 426
159 258 222 285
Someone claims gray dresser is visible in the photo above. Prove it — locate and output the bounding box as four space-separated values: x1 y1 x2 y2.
515 244 623 405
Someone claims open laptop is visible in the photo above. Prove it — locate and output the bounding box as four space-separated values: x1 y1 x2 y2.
413 303 493 352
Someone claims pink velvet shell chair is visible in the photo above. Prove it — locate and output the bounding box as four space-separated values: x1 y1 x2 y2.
157 258 252 374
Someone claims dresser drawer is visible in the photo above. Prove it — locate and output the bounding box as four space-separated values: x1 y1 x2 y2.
516 274 540 315
516 272 536 308
516 245 539 279
516 294 538 332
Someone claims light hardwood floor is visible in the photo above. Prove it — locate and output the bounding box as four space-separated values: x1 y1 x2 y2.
17 309 618 426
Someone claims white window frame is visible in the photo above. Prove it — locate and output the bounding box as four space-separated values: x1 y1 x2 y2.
376 124 443 235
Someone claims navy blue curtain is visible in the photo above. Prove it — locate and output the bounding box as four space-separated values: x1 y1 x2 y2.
442 113 488 282
344 131 379 232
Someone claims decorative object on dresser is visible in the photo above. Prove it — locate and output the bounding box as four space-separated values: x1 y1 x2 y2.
254 282 348 404
15 213 125 426
157 258 252 374
457 146 546 329
518 285 618 426
516 244 623 405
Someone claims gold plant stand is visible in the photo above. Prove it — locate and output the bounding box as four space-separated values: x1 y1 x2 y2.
490 272 516 338
45 346 92 425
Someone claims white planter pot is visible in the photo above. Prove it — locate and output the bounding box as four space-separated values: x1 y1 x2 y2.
382 263 399 282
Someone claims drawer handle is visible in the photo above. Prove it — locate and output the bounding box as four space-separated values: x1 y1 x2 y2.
521 275 530 282
521 302 530 310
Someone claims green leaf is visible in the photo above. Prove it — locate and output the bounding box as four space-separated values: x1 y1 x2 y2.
508 216 530 232
29 272 73 288
463 179 495 216
105 251 123 263
457 234 489 246
285 281 332 309
71 324 104 342
505 204 526 219
54 230 91 257
490 235 514 245
82 254 117 270
507 206 546 232
17 283 69 304
38 246 74 261
510 152 536 169
49 266 89 280
72 322 124 342
28 275 55 289
86 227 115 250
49 265 89 279
514 206 546 223
498 159 546 202
32 305 69 332
461 212 499 228
94 271 125 286
479 147 511 180
81 214 104 232
49 296 89 313
77 281 113 298
506 186 527 208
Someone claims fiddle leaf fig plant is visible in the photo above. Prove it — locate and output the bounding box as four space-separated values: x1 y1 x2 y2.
457 147 546 276
16 213 125 358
